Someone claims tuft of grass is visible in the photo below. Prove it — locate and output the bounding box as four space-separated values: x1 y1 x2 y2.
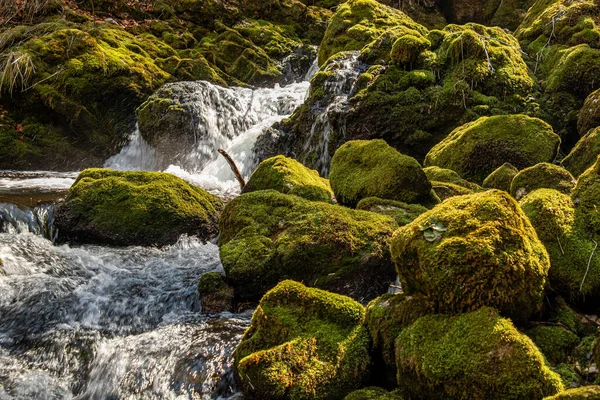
0 50 35 96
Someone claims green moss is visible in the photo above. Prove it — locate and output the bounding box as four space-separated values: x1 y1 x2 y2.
329 140 436 208
544 45 600 100
234 280 371 400
198 272 234 313
483 162 519 192
318 0 427 65
424 115 561 183
365 293 432 386
55 168 223 246
519 189 600 298
218 190 398 301
390 34 431 67
244 155 333 202
563 127 600 178
525 326 580 365
356 197 428 226
551 363 581 389
423 166 481 190
571 156 600 233
543 386 600 399
344 387 404 400
395 307 564 400
430 180 475 201
510 163 576 199
391 190 550 322
578 88 600 136
548 296 586 336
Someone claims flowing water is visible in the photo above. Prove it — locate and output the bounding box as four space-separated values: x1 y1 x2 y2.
0 61 324 398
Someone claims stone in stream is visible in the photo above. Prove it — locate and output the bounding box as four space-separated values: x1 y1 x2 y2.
55 169 223 246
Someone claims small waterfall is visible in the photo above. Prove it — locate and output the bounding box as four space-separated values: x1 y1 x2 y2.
0 203 57 240
103 126 157 172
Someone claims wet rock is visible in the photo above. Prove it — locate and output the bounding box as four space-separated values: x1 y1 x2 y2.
198 272 234 314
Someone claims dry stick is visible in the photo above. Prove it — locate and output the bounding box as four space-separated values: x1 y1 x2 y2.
556 235 565 255
580 239 598 292
218 148 246 191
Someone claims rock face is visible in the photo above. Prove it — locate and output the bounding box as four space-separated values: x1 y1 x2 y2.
520 189 600 299
218 190 398 301
391 190 550 322
482 162 519 192
425 115 561 183
329 140 436 208
55 169 223 246
395 307 564 400
562 127 600 178
243 155 333 203
234 280 371 400
510 163 576 199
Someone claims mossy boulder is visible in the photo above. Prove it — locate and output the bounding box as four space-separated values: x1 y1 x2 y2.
395 307 564 400
54 169 222 246
483 162 519 192
424 115 561 183
544 386 600 400
234 280 371 400
198 272 234 314
423 166 481 191
510 163 576 199
525 326 580 365
579 88 600 137
430 181 476 201
218 190 398 301
329 140 436 208
571 155 600 233
391 190 550 322
365 293 432 386
356 197 428 226
562 127 600 178
344 387 404 400
243 155 333 202
519 189 600 299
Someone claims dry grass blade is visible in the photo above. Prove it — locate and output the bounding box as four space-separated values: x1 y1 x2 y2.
0 0 54 24
0 50 36 96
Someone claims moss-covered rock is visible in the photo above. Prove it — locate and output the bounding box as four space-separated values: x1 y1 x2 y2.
243 155 333 202
395 307 564 400
519 189 600 299
544 386 600 400
55 168 222 246
234 280 371 400
356 197 428 226
365 293 432 386
525 325 580 365
218 190 398 301
423 166 481 191
563 127 600 178
483 162 519 192
344 387 404 400
579 88 600 137
510 163 576 199
391 190 550 322
430 180 476 201
329 140 436 208
571 155 600 233
551 363 580 391
198 272 234 313
425 115 561 183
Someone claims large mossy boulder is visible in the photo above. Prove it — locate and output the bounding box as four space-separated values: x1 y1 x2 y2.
562 127 600 178
482 162 519 192
571 155 600 233
218 190 398 301
54 169 222 246
329 140 436 208
519 189 600 298
390 190 550 322
395 307 564 400
510 163 576 199
234 280 371 400
544 386 600 399
243 155 333 202
424 115 561 183
356 197 428 226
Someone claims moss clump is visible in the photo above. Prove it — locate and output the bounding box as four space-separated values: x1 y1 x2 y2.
519 189 600 298
430 180 476 201
356 197 428 226
423 166 481 190
510 163 576 199
234 280 371 400
391 190 550 322
483 162 519 192
395 307 564 400
318 0 427 65
365 293 432 386
551 363 580 390
243 155 333 203
55 168 222 246
543 386 600 399
424 115 561 183
390 34 431 66
198 272 234 314
563 127 600 178
344 387 404 400
329 140 436 208
218 190 398 301
548 297 586 336
525 326 580 365
571 156 600 233
578 89 600 137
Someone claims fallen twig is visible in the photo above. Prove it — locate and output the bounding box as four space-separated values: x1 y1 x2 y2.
218 148 246 191
580 239 598 292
